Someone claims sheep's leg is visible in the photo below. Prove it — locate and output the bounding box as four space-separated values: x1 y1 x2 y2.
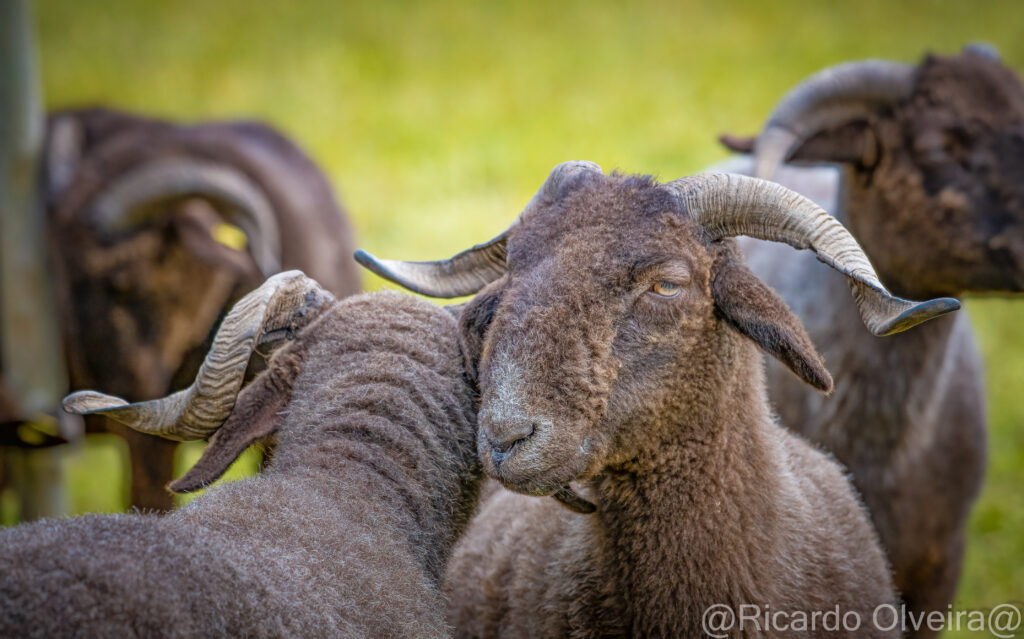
7 446 66 521
894 534 965 639
121 428 177 512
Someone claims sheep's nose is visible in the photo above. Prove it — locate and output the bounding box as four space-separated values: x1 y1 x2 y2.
487 424 535 465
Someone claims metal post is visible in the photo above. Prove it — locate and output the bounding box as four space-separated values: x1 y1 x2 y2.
1 0 71 520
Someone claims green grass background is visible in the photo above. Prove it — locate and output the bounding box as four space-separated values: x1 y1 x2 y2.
9 0 1023 633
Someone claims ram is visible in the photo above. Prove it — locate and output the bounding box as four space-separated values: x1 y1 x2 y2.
1 107 361 513
716 45 1024 632
358 162 957 637
1 273 480 638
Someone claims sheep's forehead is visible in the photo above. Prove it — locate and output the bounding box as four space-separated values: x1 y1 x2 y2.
507 176 708 277
913 54 1024 125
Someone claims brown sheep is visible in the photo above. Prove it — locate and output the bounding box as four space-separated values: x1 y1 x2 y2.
717 45 1024 634
1 273 481 638
357 163 959 637
1 107 361 514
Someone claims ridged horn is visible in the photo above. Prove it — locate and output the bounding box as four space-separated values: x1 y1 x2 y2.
89 158 282 276
663 173 960 336
62 270 332 440
355 161 603 298
354 233 509 298
754 60 916 179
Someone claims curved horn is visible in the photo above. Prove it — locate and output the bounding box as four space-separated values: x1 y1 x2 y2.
355 161 603 298
664 173 959 336
89 158 282 276
355 233 508 298
62 270 332 440
754 60 916 179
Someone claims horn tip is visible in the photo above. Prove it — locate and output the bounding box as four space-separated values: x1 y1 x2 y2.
352 249 446 298
62 390 130 415
353 249 395 283
353 248 375 267
167 477 200 494
874 296 961 336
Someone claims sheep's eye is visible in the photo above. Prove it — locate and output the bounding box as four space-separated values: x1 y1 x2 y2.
650 281 681 298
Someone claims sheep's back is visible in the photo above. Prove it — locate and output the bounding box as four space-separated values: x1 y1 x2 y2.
177 475 454 637
0 493 452 638
270 292 479 560
0 292 472 638
0 514 275 638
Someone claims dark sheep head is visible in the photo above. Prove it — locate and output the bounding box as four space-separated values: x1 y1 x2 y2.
355 163 958 511
721 45 1024 299
44 110 283 399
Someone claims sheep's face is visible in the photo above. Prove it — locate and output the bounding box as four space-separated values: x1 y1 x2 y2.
849 52 1024 298
460 173 824 496
42 109 278 404
55 201 260 400
723 52 1024 298
761 52 1024 299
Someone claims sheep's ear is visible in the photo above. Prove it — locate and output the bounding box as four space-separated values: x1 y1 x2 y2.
719 121 877 167
168 350 301 493
457 287 502 387
718 133 756 154
711 254 833 393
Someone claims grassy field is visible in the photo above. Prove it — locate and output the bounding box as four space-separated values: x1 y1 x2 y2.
9 0 1024 632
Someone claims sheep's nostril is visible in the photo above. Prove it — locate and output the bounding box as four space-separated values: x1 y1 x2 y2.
490 435 522 455
488 424 536 465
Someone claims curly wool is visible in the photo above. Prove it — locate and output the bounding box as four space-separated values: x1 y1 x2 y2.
0 292 480 638
444 172 897 638
718 49 1023 630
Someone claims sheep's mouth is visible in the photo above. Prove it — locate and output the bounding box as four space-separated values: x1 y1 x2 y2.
479 414 599 507
491 473 596 514
487 447 594 506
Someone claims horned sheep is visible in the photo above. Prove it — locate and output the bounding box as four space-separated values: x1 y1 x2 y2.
1 107 362 514
717 45 1024 632
0 273 479 638
358 163 959 637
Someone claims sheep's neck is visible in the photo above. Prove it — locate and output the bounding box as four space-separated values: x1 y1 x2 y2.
776 246 969 473
590 347 787 635
276 414 482 586
747 165 977 478
268 339 483 587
